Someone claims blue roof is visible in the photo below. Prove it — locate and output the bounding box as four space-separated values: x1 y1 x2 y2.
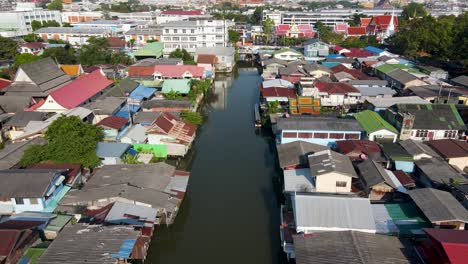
111 239 136 259
364 46 385 55
320 62 341 68
115 103 141 119
129 85 156 100
326 54 344 59
96 142 130 158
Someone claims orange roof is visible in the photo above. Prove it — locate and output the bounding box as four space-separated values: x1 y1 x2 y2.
360 18 372 27
60 65 83 76
197 54 218 64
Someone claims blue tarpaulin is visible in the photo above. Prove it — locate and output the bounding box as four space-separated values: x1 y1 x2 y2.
321 62 341 68
112 239 136 259
115 104 141 119
326 54 344 59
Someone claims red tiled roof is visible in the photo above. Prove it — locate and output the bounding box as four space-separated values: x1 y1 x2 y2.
347 26 366 35
0 230 21 257
343 48 374 58
261 87 296 98
128 66 155 77
372 15 398 27
28 163 82 185
0 78 12 91
336 140 382 155
392 170 415 187
152 113 196 144
276 24 290 31
97 115 128 130
197 54 218 64
315 82 359 94
20 42 45 49
331 65 369 80
426 139 468 159
360 17 372 27
334 23 348 32
153 65 204 78
0 220 43 230
331 45 346 52
161 10 202 15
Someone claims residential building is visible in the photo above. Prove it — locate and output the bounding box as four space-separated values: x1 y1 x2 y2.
0 9 61 37
0 169 68 214
303 39 329 58
128 64 204 80
414 158 468 188
416 65 448 80
406 85 468 105
426 139 468 172
293 231 410 264
142 99 192 113
124 28 162 46
97 116 129 141
409 188 468 230
302 64 332 79
275 116 364 146
36 224 143 264
0 224 39 264
307 150 357 193
399 139 441 161
35 27 110 47
161 79 191 95
84 97 126 124
260 87 296 103
451 75 468 89
385 69 428 90
3 57 71 98
311 82 361 107
133 42 164 59
354 110 398 143
96 142 131 166
18 42 45 55
160 19 234 55
452 185 468 210
0 137 46 170
120 125 148 144
364 96 429 112
276 141 328 170
347 80 395 101
195 47 236 72
58 163 189 224
146 112 196 157
415 228 468 264
30 70 113 112
384 104 467 141
380 142 414 173
292 194 376 234
335 139 386 162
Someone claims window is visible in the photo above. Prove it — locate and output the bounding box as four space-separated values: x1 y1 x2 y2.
313 132 328 139
415 130 428 138
165 29 169 34
329 133 344 139
444 130 457 138
30 198 39 205
298 132 313 138
336 181 347 187
172 37 180 41
15 198 24 204
283 132 297 138
182 29 186 33
345 133 360 139
191 29 195 34
174 29 178 33
190 37 196 41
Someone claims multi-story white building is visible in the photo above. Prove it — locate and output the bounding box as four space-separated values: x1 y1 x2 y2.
0 8 61 37
160 19 234 55
35 27 110 47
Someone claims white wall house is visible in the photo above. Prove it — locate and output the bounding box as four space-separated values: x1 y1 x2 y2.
0 9 61 37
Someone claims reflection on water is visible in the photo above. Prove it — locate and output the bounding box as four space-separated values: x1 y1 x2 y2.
145 68 286 264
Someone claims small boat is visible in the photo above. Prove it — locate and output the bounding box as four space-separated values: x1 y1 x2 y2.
254 103 262 128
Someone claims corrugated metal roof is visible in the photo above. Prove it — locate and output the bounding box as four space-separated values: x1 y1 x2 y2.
293 194 376 232
283 168 315 193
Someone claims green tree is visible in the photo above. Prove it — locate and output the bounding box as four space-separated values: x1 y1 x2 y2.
263 17 275 34
31 20 43 31
13 53 41 68
169 48 194 63
315 21 343 44
0 36 19 60
146 39 158 43
228 29 240 44
122 153 142 164
48 0 63 11
266 100 281 114
77 37 111 66
180 111 203 125
402 3 427 20
20 116 104 168
127 38 136 49
164 90 182 100
349 14 368 26
23 34 41 43
110 51 133 65
42 46 77 64
251 6 264 25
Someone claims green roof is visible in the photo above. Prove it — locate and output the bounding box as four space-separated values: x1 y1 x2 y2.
375 63 422 74
272 48 302 55
354 110 398 134
132 144 167 158
133 42 163 58
161 79 191 94
107 78 139 96
384 203 431 237
137 79 163 88
380 143 413 161
22 248 47 264
45 215 73 232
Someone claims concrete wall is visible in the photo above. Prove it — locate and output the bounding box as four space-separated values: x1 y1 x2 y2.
315 172 352 193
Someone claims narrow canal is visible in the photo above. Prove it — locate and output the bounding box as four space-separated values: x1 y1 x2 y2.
146 68 285 264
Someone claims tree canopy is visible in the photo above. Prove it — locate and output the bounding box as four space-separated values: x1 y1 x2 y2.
315 22 343 44
48 0 63 11
0 36 18 60
23 34 42 43
228 29 240 44
31 20 61 31
42 46 77 64
13 53 41 69
20 116 104 168
78 37 132 66
263 18 275 34
401 3 427 20
169 48 194 64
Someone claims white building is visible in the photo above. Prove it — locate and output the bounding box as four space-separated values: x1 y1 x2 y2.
0 9 61 37
71 20 139 34
161 19 234 55
61 11 102 23
35 27 110 46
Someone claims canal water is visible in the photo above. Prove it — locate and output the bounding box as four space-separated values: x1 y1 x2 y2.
146 68 285 264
